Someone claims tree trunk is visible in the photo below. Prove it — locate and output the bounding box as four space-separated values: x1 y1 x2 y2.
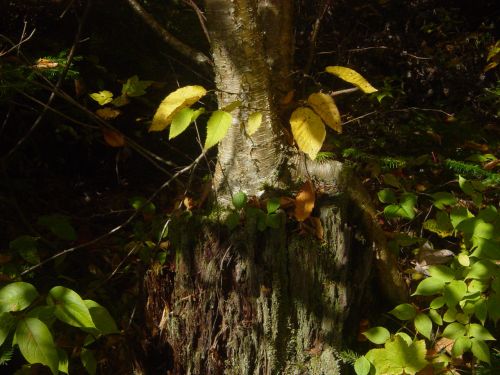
139 1 405 373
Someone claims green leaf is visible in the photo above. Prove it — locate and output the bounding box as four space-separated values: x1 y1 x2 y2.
382 173 401 189
378 188 397 204
468 323 495 340
362 326 390 344
169 107 195 140
204 110 232 150
457 253 470 267
89 90 113 106
37 214 77 241
459 176 483 206
26 306 56 326
15 318 58 375
0 312 16 346
57 348 69 374
413 277 445 296
394 332 413 346
354 356 371 375
81 348 97 375
430 296 446 309
389 303 416 321
466 260 497 279
225 212 240 231
443 280 467 307
450 207 472 229
366 337 428 375
428 265 455 282
442 322 466 339
232 192 248 210
452 336 471 357
129 196 156 215
487 292 500 324
471 338 490 364
47 286 95 328
221 100 241 112
267 198 281 214
399 193 417 219
428 309 443 326
121 75 152 97
0 282 39 313
9 236 40 265
414 313 433 340
84 300 119 335
443 307 458 323
432 192 457 210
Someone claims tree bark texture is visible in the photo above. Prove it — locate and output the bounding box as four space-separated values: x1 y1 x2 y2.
143 196 373 374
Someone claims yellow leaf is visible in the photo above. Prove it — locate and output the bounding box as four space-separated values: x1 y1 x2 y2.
294 180 315 222
289 107 326 160
96 107 121 120
150 85 207 132
246 112 263 136
89 90 114 106
102 129 125 147
307 92 342 133
325 66 378 94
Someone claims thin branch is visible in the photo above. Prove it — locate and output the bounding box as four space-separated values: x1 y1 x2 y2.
330 87 359 96
183 0 211 45
304 0 332 77
20 151 207 276
124 0 212 69
3 0 92 160
0 29 36 57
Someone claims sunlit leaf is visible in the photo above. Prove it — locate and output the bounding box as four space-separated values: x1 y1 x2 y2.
221 100 241 112
354 356 371 375
414 313 433 339
169 108 195 140
84 300 119 335
468 323 495 341
290 107 326 160
246 112 263 136
102 128 125 147
150 85 207 131
325 66 378 93
412 277 444 296
471 338 490 364
89 90 113 106
294 180 315 222
204 110 232 150
47 286 95 328
443 322 466 339
389 303 416 321
377 188 397 204
15 318 59 375
307 92 342 133
452 336 471 357
57 348 69 374
362 326 390 344
431 192 457 210
232 192 248 210
0 282 39 313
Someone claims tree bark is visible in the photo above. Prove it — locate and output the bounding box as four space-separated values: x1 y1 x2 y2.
138 1 406 373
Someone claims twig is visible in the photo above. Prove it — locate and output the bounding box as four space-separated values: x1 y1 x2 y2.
0 29 36 57
20 151 207 276
183 0 211 45
304 0 332 77
330 87 359 96
3 0 92 160
124 0 211 68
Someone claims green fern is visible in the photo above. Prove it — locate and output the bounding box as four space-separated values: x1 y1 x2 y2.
445 159 500 185
336 349 360 365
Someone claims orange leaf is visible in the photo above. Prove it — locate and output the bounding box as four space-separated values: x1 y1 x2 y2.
294 180 315 221
102 129 125 147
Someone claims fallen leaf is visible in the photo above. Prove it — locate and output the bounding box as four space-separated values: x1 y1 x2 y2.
434 337 454 354
96 107 121 120
294 180 315 221
102 128 125 147
34 58 58 69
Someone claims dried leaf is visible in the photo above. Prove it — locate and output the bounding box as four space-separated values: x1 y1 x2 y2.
34 58 58 69
290 107 326 160
294 180 315 222
102 129 125 147
96 107 121 120
150 85 207 131
307 92 342 133
246 112 263 136
434 337 454 354
325 66 378 93
280 90 295 105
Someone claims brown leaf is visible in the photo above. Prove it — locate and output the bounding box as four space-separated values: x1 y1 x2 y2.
310 217 324 240
294 180 315 222
96 107 122 120
280 90 295 105
434 337 454 354
484 159 500 170
102 128 125 147
34 58 58 69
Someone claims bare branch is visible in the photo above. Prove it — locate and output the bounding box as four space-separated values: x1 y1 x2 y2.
124 0 212 68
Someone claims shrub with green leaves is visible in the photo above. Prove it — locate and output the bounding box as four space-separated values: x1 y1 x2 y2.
0 282 119 374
